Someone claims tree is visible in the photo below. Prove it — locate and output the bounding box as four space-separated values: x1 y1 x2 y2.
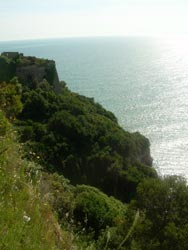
132 176 188 250
0 80 23 120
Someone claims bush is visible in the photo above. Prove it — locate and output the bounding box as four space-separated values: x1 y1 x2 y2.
0 111 10 136
73 185 127 236
130 176 188 250
0 81 23 120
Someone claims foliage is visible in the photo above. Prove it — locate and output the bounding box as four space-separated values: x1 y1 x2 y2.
39 172 75 222
73 185 127 235
0 54 155 202
0 79 23 120
0 114 74 250
1 53 188 249
0 110 10 136
128 176 188 250
0 57 17 82
17 82 156 202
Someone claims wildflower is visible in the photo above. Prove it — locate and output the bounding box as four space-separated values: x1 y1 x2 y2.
65 212 69 218
23 215 31 222
84 215 88 224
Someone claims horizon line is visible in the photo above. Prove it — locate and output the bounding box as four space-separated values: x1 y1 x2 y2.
1 34 188 43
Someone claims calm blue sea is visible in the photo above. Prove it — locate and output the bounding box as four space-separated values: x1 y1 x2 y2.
1 36 188 177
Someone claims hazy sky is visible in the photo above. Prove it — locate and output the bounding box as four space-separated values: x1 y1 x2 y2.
1 0 188 41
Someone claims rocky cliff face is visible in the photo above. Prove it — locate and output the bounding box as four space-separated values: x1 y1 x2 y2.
16 64 47 86
0 52 60 92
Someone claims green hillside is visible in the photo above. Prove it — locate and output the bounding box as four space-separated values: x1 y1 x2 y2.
1 53 188 249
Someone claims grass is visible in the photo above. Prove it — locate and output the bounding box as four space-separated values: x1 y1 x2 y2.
0 118 75 250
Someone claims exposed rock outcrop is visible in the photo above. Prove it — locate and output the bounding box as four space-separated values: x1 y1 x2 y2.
0 52 60 92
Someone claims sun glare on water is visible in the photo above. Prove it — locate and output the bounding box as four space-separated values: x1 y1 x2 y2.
156 35 188 68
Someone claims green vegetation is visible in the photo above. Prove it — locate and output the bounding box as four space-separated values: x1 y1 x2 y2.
0 78 23 120
0 53 58 88
16 80 156 202
132 176 188 250
74 185 127 235
1 53 188 249
0 114 75 249
0 56 17 82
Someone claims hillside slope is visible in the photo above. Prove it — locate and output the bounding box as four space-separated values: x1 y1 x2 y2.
1 53 188 250
0 53 157 202
0 112 75 249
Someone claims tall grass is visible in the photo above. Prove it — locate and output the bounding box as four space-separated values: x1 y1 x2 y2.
0 118 74 250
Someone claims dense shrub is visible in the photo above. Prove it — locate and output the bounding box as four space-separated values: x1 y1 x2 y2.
73 185 127 235
0 80 23 119
1 54 188 249
0 111 10 136
131 176 188 250
17 82 156 202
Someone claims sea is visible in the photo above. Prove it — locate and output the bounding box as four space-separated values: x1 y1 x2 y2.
1 36 188 178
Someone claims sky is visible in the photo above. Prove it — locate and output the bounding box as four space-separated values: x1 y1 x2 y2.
1 0 188 41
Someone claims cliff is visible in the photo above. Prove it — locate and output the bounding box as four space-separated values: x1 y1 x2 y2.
1 53 188 249
0 52 60 92
0 52 155 203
